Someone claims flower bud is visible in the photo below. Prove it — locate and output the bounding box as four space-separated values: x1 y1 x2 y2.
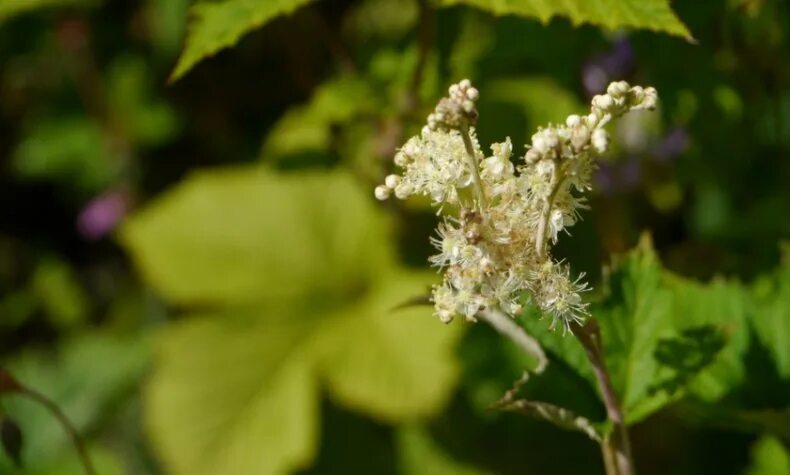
607 80 630 97
592 94 614 111
565 114 582 128
591 128 609 153
384 174 400 189
374 185 391 200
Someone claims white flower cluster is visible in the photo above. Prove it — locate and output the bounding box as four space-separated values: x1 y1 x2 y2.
376 79 658 331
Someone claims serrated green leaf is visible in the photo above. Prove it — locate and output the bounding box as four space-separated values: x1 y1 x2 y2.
522 237 731 425
750 263 790 378
120 169 390 307
0 0 97 24
145 313 319 475
170 0 315 81
317 270 462 421
744 436 790 475
664 275 750 401
437 0 692 39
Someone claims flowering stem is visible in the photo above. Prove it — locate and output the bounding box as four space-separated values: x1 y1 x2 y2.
478 308 548 372
459 125 488 209
535 171 565 259
571 320 634 475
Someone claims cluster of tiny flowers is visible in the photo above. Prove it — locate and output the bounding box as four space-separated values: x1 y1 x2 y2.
376 79 658 331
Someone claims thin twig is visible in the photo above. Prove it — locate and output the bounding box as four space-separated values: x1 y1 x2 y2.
478 308 547 373
571 320 634 475
19 387 96 475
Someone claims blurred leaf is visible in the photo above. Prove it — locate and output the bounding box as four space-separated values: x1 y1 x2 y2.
343 0 418 40
12 118 114 193
315 271 462 421
1 418 23 466
397 425 488 475
121 169 389 306
24 446 124 475
485 77 583 131
0 332 149 470
750 262 790 379
145 0 190 58
126 169 461 474
107 56 180 147
170 0 315 81
744 436 790 475
437 0 692 39
0 0 97 23
145 312 319 475
262 76 378 159
31 257 88 329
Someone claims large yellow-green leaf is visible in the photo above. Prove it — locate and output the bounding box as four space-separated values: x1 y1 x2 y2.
120 168 389 306
125 169 462 474
438 0 692 39
145 313 319 475
317 270 462 421
170 0 315 81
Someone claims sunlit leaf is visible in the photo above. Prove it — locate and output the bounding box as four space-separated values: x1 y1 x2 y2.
316 270 462 421
437 0 692 39
125 169 461 474
121 169 390 306
170 0 315 81
145 312 319 475
744 436 790 475
750 262 790 379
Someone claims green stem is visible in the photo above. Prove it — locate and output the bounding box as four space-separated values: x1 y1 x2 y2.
572 320 634 475
20 387 96 475
459 125 488 209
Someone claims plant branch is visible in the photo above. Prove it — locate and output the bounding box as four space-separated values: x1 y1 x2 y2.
535 169 564 259
478 308 547 373
19 387 96 475
571 320 634 475
459 125 488 209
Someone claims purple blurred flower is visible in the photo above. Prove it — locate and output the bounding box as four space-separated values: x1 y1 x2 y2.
583 37 635 95
77 189 129 240
653 127 689 163
594 157 642 194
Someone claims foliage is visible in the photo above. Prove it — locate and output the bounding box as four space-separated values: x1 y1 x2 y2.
0 0 789 473
121 170 462 474
436 0 691 39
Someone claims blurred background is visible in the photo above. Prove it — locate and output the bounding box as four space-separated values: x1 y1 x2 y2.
0 0 788 474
